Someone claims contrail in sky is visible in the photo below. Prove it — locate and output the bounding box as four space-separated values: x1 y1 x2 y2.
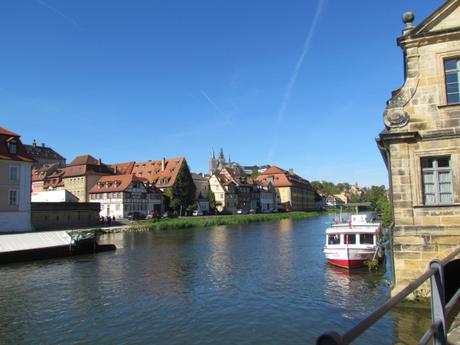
268 0 325 159
36 0 79 27
200 90 226 117
277 0 325 122
200 89 232 125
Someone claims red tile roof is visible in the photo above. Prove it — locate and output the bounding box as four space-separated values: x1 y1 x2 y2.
122 157 185 189
0 127 35 163
70 155 100 166
0 127 19 136
256 166 311 188
110 161 135 175
89 174 142 193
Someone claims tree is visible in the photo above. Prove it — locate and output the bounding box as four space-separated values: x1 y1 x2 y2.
167 161 196 215
208 190 216 210
250 168 259 179
376 194 393 227
363 185 387 210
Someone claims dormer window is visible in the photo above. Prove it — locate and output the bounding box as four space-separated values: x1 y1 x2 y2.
7 139 17 154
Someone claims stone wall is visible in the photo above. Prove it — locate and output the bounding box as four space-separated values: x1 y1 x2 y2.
379 5 460 297
31 202 100 230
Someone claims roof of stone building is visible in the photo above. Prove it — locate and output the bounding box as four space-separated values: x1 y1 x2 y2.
128 157 185 188
89 174 161 194
43 169 65 189
0 127 35 163
89 174 141 193
32 163 59 182
70 154 100 166
110 161 135 175
63 155 113 177
24 142 66 163
408 0 460 37
256 166 311 188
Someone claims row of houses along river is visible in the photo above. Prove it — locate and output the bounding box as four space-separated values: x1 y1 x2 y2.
0 214 431 345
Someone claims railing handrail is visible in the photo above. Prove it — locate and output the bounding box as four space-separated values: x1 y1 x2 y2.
316 246 460 345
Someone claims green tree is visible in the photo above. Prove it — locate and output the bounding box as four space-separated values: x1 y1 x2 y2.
250 168 259 179
165 161 196 215
208 190 216 210
376 194 393 227
363 185 387 210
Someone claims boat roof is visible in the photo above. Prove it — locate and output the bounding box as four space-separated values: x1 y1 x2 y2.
325 226 380 234
0 231 72 253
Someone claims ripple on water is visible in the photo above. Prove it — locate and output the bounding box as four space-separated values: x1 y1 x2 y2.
0 215 429 344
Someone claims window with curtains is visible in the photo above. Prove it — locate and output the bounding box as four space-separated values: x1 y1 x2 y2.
421 156 453 205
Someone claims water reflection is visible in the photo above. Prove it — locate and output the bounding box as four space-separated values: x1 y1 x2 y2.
207 225 233 291
0 215 431 345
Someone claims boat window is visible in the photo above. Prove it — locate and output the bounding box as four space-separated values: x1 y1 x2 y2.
328 234 340 245
360 234 374 245
345 234 356 244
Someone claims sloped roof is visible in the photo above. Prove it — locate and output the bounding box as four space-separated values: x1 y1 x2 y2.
32 163 59 182
129 157 185 188
256 165 311 188
70 154 100 166
110 161 135 175
408 0 460 37
89 174 142 193
0 127 35 163
24 144 66 162
0 127 19 136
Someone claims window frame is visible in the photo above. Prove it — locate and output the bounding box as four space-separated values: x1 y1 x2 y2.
444 57 460 105
9 165 19 181
421 156 454 206
8 189 18 206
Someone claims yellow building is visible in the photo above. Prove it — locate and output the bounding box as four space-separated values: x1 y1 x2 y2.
256 166 316 211
62 155 113 202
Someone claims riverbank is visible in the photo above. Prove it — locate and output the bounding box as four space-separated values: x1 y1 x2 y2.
112 211 322 232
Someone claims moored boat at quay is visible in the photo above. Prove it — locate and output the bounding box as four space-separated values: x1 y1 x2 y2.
323 214 384 269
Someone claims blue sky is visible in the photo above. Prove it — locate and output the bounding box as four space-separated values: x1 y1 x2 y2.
1 0 442 186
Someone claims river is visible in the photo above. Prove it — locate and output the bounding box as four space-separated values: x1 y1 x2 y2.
0 214 431 344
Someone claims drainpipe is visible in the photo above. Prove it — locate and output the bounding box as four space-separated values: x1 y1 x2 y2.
377 136 396 289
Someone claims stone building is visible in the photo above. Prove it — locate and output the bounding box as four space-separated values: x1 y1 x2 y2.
191 173 210 212
24 140 66 168
62 155 113 202
377 1 460 295
256 166 316 211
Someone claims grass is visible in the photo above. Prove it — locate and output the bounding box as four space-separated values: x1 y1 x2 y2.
128 211 322 232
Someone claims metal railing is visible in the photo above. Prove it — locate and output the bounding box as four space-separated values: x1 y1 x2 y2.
316 246 460 345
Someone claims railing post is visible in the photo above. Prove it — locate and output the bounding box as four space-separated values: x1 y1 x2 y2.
316 331 343 345
429 260 447 345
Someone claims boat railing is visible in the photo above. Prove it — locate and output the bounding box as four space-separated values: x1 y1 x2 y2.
316 246 460 345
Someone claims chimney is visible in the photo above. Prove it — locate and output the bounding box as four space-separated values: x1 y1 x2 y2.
161 157 166 171
289 168 294 174
32 139 37 148
98 158 102 165
41 142 45 148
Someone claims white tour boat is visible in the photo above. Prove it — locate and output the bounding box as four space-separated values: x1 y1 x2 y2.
323 214 383 269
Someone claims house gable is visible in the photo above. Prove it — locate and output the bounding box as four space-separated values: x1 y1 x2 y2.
411 0 460 36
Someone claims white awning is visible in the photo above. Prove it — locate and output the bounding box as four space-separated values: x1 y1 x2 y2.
0 231 72 253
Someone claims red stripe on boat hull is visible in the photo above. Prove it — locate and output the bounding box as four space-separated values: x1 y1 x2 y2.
327 259 366 269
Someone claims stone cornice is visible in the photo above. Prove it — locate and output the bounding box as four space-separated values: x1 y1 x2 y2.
378 130 419 143
420 128 460 140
